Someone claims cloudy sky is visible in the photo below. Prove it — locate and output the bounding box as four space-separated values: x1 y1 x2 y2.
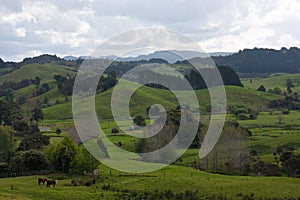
1 0 300 61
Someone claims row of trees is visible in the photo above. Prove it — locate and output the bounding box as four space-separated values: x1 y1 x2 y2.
257 78 300 110
212 47 300 73
249 145 300 177
0 125 99 174
0 54 80 70
53 71 118 97
230 105 258 120
0 77 41 102
133 105 299 177
137 66 242 91
46 137 99 174
134 106 251 173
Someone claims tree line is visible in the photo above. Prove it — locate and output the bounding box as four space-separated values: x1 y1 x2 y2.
134 106 299 177
0 98 99 175
53 70 118 96
137 66 242 90
212 47 300 73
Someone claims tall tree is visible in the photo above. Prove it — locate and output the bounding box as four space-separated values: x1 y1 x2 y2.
47 137 79 173
0 126 15 163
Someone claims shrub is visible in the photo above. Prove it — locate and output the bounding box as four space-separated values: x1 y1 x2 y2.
22 150 49 171
282 110 290 114
18 133 50 151
111 127 119 135
133 115 146 126
257 85 266 92
237 113 249 120
231 105 258 120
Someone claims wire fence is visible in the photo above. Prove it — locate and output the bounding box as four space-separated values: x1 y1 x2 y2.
0 170 51 178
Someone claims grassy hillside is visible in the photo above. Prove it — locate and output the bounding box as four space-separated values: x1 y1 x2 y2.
0 63 280 120
0 63 76 113
0 165 299 200
0 63 76 84
43 84 279 120
242 73 300 93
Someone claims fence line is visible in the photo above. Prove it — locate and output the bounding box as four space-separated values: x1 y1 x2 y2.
0 170 51 178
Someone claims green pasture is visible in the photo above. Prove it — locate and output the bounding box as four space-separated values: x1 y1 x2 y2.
0 63 76 84
0 165 299 200
242 73 300 93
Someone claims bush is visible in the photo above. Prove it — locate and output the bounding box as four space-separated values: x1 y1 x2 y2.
282 110 290 114
47 137 79 173
18 133 50 151
231 105 258 120
22 150 49 171
0 126 15 163
133 115 146 126
237 113 249 120
249 113 258 120
257 85 266 92
111 127 119 135
69 147 100 175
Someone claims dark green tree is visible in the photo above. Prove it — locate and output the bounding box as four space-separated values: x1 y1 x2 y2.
111 127 119 135
257 85 266 92
55 127 62 137
0 100 22 126
0 126 15 162
286 78 294 88
18 133 50 151
133 115 146 126
31 108 43 122
69 147 100 175
274 87 282 95
47 137 78 173
22 150 49 171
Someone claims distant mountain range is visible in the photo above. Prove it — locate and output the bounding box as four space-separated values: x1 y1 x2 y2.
63 50 234 63
2 47 300 74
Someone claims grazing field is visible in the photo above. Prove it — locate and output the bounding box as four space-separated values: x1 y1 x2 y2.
2 64 300 200
42 84 279 120
242 73 300 93
0 63 76 84
0 165 299 200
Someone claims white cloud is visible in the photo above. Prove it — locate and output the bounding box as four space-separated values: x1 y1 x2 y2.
278 34 300 47
15 27 26 37
1 11 36 25
1 0 300 61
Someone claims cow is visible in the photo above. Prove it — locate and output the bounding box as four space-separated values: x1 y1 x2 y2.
46 179 57 187
38 178 47 185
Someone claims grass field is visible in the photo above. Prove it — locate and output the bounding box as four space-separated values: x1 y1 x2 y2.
242 73 300 93
0 165 299 200
42 84 279 120
1 65 300 199
39 76 299 165
0 63 76 84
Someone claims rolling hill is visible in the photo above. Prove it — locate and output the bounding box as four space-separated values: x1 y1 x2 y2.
0 63 76 84
42 83 280 120
0 60 281 121
242 73 300 93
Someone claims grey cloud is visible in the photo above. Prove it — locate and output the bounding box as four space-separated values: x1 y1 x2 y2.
1 0 300 61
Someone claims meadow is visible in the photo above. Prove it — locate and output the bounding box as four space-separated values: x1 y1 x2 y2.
242 73 300 93
1 64 300 199
0 165 299 200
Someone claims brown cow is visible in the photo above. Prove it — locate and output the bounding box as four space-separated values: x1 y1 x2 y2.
46 180 57 187
38 177 47 185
